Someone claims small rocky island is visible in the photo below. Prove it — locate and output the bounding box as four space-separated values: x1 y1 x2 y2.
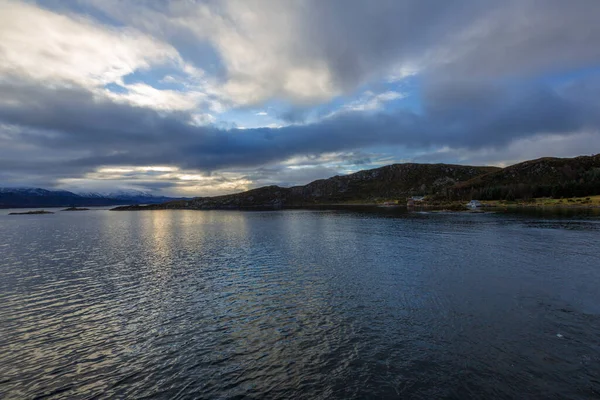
9 210 54 215
61 207 89 211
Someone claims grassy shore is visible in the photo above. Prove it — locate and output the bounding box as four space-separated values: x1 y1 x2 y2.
366 195 600 210
482 195 600 208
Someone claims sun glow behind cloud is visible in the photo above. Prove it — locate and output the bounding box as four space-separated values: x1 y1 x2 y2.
58 166 254 196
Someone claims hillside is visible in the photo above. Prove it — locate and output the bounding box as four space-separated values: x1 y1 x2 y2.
114 163 499 210
444 155 600 201
286 163 499 204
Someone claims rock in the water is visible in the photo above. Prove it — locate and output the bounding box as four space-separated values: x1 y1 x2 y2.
9 210 54 215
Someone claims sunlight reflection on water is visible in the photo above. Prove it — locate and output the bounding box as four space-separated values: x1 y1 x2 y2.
1 208 599 399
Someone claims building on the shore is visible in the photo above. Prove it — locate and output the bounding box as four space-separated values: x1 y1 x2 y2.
407 196 425 207
467 200 483 209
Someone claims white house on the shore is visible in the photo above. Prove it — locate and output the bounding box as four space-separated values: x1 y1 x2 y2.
467 200 483 209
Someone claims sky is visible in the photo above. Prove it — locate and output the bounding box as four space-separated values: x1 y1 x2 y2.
1 0 600 196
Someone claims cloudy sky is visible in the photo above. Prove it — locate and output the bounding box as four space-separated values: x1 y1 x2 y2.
1 0 600 196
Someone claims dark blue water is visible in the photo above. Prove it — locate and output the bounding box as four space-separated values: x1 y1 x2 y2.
1 208 599 399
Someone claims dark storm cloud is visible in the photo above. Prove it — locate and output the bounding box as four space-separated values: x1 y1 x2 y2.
300 0 600 86
1 73 598 184
301 0 488 88
432 0 600 80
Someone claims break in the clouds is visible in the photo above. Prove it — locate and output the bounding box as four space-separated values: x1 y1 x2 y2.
1 0 599 195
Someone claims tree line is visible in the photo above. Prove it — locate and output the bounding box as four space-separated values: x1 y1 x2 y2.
441 167 600 201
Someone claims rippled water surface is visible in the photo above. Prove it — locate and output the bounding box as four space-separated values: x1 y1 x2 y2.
1 208 600 399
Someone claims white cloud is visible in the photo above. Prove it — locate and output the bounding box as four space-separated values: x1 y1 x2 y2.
83 0 343 105
105 83 203 111
386 64 420 83
97 166 178 174
0 0 179 88
0 1 231 115
339 90 406 113
373 91 406 103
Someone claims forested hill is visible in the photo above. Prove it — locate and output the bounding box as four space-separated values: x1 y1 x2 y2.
443 155 600 201
287 163 499 204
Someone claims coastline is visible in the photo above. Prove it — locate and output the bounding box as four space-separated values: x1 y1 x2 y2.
110 195 600 212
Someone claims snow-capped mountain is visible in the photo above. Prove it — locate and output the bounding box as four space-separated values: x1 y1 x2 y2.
77 190 177 204
0 187 74 196
76 189 155 198
0 187 185 208
74 191 105 198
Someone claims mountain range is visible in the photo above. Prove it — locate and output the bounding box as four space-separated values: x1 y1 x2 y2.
0 188 184 208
